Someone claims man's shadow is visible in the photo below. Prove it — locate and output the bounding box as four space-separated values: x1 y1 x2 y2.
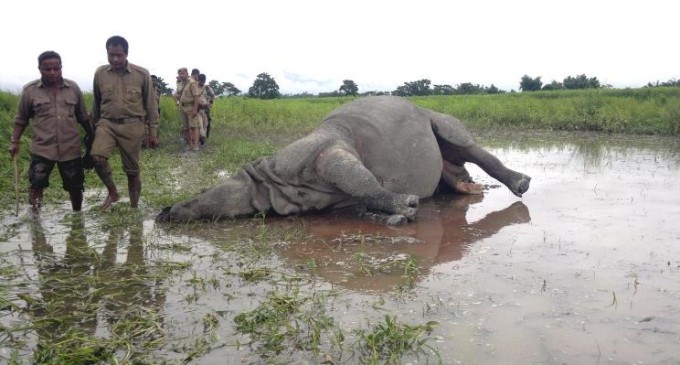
26 214 103 339
275 194 531 291
27 214 165 344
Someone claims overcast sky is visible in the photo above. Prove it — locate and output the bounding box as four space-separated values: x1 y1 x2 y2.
1 0 677 95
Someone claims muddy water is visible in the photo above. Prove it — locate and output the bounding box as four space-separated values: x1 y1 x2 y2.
1 132 679 364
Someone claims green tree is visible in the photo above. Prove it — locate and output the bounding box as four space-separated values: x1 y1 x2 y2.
393 79 431 96
456 82 485 94
519 75 542 92
209 80 241 97
339 80 359 96
208 80 224 95
563 74 600 89
486 84 502 94
646 78 680 87
541 80 564 91
154 76 173 95
432 84 455 95
248 72 280 99
223 82 241 96
319 91 341 97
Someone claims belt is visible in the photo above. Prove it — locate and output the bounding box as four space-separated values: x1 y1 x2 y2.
107 117 141 124
181 102 194 106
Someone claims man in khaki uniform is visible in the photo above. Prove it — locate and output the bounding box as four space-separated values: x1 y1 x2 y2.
197 73 216 143
173 68 189 144
7 50 93 212
91 35 159 209
173 67 201 151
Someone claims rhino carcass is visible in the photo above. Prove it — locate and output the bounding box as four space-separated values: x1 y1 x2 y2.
157 96 530 225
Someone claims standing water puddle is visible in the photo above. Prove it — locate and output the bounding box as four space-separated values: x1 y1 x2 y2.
1 132 679 364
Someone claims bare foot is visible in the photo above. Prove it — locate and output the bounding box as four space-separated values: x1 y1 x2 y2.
101 192 120 210
455 181 485 195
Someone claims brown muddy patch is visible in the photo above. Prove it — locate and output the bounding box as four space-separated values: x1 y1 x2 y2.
1 132 679 364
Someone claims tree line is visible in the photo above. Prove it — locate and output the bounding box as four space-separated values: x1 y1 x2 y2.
153 73 680 100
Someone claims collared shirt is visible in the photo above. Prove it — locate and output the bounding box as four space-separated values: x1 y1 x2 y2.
92 62 159 137
174 79 188 101
201 85 216 105
179 78 201 106
13 78 89 161
153 85 161 105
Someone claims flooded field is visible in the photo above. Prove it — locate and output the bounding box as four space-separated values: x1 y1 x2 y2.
1 132 679 364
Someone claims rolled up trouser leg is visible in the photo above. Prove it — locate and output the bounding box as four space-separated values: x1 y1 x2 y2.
57 158 85 211
93 157 116 189
127 174 141 208
29 188 43 211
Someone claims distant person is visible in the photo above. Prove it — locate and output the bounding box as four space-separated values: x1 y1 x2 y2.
173 68 188 105
197 74 215 143
191 68 200 81
7 50 93 213
151 74 162 114
174 67 202 151
173 68 190 144
90 35 159 209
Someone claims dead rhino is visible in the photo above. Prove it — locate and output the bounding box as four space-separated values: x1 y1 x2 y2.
157 96 530 225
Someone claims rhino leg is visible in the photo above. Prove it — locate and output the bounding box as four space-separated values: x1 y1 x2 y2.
430 114 531 197
451 144 530 197
316 145 419 221
441 161 485 195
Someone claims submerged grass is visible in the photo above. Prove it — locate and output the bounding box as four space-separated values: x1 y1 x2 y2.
353 314 440 365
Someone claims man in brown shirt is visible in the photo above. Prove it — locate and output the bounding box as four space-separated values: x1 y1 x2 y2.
8 50 93 213
91 35 159 209
173 67 202 151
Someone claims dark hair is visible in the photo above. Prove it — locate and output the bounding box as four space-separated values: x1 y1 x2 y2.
106 35 129 54
151 74 158 79
38 51 61 66
191 68 200 75
198 74 206 82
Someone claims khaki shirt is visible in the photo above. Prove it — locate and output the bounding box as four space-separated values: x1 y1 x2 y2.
153 85 161 106
13 78 89 161
174 79 187 101
178 78 201 110
92 62 159 138
201 85 216 106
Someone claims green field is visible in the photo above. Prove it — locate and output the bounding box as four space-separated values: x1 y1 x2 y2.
1 88 679 213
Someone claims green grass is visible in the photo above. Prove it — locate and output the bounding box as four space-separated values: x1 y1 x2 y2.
2 87 680 214
409 88 680 134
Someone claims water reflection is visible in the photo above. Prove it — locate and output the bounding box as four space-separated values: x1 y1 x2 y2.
27 214 165 348
29 214 98 336
275 193 531 291
96 216 166 334
479 130 680 169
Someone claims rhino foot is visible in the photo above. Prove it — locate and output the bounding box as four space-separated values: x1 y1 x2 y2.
511 175 531 197
360 212 408 226
396 194 419 221
386 214 408 226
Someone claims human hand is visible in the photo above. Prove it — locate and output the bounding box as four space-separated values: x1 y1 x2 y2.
148 136 159 149
8 141 19 157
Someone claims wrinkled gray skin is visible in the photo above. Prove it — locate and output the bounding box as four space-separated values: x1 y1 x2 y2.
157 96 530 225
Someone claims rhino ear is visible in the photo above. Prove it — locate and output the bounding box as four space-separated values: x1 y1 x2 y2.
156 206 173 222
